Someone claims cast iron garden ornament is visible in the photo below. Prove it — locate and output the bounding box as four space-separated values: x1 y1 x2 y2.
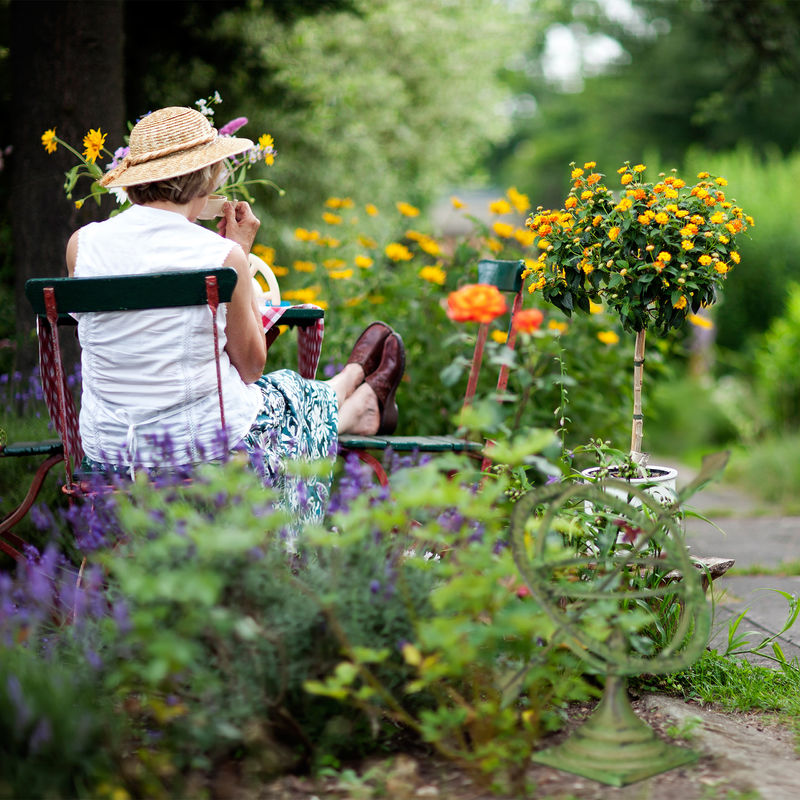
510 452 728 786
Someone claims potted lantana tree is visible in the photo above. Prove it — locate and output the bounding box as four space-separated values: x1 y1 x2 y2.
525 160 752 484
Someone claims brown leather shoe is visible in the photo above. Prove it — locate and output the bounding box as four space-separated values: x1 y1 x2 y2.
346 321 392 376
365 332 405 434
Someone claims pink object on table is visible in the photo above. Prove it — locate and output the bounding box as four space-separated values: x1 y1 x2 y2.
261 304 325 380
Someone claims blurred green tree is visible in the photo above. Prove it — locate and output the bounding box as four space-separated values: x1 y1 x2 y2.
494 0 800 208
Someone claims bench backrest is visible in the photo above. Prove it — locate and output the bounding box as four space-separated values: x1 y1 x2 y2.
25 268 238 485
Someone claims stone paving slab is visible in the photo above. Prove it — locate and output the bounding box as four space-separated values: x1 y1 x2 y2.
656 459 800 666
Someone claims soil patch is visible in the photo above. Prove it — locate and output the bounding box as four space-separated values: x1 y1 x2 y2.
259 694 800 799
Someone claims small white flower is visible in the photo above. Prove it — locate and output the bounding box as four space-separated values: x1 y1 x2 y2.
109 187 128 205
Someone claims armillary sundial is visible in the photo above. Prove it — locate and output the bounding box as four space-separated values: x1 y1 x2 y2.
510 456 725 786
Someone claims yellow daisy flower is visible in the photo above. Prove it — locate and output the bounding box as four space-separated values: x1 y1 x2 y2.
41 128 57 154
396 201 420 217
597 330 620 345
419 265 446 285
82 128 107 163
385 242 413 261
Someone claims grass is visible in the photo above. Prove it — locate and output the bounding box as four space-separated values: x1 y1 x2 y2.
728 561 800 577
637 649 800 730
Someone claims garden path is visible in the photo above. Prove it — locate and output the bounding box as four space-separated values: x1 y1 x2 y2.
673 459 800 666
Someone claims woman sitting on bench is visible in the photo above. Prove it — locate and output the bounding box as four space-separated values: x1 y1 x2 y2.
65 106 404 529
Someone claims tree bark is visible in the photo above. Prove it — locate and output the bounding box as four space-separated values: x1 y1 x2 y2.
630 328 646 461
9 0 124 374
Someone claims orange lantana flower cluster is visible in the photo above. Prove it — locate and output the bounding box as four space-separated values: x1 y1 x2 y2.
446 284 508 324
524 161 753 335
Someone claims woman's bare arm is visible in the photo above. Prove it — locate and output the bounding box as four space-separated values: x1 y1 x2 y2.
223 245 267 383
66 230 79 276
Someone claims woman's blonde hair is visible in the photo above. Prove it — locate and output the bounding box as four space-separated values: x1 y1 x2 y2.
126 162 224 205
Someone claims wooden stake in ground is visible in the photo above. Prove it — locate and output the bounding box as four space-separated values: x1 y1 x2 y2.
630 329 646 462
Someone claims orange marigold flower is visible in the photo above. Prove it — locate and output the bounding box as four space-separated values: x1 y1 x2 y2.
587 173 602 185
583 161 596 169
633 164 646 172
655 212 669 224
730 251 741 264
571 167 584 179
608 226 620 241
673 295 688 310
446 284 508 324
620 173 633 185
564 196 578 209
512 308 545 334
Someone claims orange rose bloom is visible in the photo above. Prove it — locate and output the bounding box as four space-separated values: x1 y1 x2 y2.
512 308 545 333
447 284 508 323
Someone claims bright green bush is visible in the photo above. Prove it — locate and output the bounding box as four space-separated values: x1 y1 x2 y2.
754 281 800 430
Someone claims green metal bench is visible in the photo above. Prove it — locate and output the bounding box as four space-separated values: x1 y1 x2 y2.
337 258 526 485
0 269 240 561
0 438 64 559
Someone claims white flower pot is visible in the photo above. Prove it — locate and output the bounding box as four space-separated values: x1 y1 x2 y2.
581 465 680 547
580 465 678 508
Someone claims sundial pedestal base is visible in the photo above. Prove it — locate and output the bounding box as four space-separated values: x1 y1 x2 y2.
531 675 698 787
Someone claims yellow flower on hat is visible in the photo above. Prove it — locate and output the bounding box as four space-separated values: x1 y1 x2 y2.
41 128 57 154
82 128 106 163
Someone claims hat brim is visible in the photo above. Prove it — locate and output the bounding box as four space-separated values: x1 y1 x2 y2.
100 136 254 188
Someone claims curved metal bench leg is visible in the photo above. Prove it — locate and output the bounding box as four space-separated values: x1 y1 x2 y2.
0 452 63 560
339 447 389 488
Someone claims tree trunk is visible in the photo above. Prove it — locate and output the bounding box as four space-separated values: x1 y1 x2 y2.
630 328 646 462
9 0 124 374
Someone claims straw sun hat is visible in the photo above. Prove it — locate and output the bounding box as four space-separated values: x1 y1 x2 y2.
99 106 253 188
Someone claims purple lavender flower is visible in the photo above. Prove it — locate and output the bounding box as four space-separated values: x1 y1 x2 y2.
29 717 53 754
6 675 32 733
219 117 248 136
107 145 130 171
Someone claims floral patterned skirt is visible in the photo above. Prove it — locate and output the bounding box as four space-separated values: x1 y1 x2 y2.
81 369 338 533
238 370 338 529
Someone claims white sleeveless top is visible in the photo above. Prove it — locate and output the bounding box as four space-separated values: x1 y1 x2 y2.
74 204 262 470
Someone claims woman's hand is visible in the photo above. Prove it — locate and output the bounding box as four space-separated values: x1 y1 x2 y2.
217 201 260 254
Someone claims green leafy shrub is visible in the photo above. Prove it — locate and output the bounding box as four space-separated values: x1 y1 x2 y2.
754 281 800 430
